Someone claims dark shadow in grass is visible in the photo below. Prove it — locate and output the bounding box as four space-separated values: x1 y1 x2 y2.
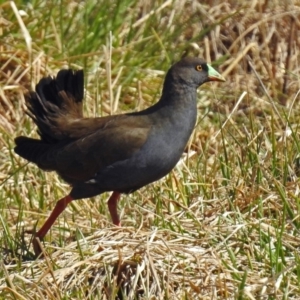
2 227 38 263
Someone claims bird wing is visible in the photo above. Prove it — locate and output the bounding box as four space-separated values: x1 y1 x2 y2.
36 114 152 183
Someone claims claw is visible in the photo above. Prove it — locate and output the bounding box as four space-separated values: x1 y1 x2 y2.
25 230 44 258
32 236 43 258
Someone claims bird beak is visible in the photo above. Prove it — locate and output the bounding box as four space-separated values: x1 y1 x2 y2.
207 64 226 82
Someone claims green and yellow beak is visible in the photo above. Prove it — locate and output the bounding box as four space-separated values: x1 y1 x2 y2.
207 64 226 82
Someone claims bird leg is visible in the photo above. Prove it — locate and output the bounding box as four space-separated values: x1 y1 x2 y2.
30 191 120 257
108 191 121 226
31 194 73 257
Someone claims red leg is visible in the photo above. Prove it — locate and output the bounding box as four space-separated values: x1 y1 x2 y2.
108 191 121 226
32 194 73 256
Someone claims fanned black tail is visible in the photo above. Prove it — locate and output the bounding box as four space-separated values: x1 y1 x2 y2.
14 137 51 167
26 69 84 143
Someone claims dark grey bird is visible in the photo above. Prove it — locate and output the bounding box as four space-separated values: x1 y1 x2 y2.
14 57 225 256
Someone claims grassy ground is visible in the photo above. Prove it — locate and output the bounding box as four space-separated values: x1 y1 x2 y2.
1 0 300 299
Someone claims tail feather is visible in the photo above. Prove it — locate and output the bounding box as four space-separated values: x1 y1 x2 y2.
26 69 84 143
14 136 53 169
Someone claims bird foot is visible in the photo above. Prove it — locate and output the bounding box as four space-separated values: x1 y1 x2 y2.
25 229 44 258
32 237 43 258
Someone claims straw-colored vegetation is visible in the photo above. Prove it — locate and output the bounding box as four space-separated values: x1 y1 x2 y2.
1 0 300 299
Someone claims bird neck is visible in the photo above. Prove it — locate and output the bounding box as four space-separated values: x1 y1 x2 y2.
159 79 197 110
132 79 198 129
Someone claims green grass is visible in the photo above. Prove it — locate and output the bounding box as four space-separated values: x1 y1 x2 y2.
1 0 300 299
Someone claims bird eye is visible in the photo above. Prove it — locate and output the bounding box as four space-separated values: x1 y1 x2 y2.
195 65 202 71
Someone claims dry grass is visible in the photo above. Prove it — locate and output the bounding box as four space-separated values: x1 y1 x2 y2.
1 0 300 299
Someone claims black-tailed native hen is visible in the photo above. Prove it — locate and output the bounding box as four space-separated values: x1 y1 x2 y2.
14 57 225 256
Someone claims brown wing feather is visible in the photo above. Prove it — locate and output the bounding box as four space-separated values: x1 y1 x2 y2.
29 115 152 183
15 68 153 184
